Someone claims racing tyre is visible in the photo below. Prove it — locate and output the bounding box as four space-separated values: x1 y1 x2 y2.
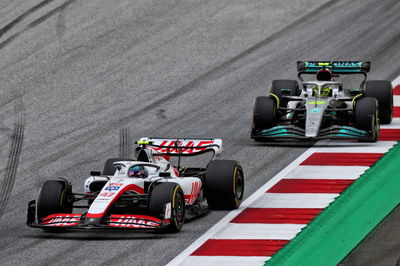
355 97 379 142
252 96 277 139
205 160 244 210
37 180 72 231
270 79 300 108
102 157 132 175
364 80 393 124
149 182 185 233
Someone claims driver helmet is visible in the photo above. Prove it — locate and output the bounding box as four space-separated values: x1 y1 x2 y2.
128 165 148 178
313 85 332 97
316 69 333 81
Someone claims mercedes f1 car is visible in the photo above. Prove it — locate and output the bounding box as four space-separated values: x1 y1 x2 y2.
251 61 393 142
27 138 244 233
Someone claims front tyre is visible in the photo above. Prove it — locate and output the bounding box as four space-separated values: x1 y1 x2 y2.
252 96 277 139
355 97 379 142
205 160 244 210
149 182 185 233
36 179 72 232
364 80 393 124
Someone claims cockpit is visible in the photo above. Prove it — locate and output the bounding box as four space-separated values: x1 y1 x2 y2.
302 81 343 98
113 161 160 178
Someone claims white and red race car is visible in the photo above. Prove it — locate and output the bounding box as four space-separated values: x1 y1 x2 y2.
27 138 244 233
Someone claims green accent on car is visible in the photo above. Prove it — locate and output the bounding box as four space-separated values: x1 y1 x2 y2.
269 93 280 109
307 101 326 105
265 142 400 266
261 129 287 135
338 128 367 136
136 140 154 145
352 93 363 109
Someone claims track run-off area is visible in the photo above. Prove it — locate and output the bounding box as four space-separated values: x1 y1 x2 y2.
1 1 400 265
168 83 400 265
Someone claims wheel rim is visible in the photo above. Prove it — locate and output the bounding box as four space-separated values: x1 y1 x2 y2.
234 169 244 201
173 191 184 226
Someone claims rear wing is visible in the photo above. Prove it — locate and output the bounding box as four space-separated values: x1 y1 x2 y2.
297 61 370 74
136 137 223 157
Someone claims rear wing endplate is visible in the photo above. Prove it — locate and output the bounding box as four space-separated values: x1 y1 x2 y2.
136 137 223 157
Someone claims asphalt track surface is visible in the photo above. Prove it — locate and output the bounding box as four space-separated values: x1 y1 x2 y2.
0 0 400 265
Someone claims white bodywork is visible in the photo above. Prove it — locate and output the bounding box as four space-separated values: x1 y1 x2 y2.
84 138 222 219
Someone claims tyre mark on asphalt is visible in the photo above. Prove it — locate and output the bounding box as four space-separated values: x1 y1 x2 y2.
0 0 76 50
119 127 130 158
27 0 76 30
31 0 342 170
0 97 25 217
0 0 56 38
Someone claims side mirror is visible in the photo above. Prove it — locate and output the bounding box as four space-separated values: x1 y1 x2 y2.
90 170 101 176
159 172 171 177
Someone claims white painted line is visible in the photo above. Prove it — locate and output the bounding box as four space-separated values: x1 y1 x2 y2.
178 256 270 266
392 77 400 87
212 223 305 240
394 95 400 106
168 79 400 266
314 141 396 153
166 147 316 266
381 118 400 129
251 193 338 209
285 166 368 179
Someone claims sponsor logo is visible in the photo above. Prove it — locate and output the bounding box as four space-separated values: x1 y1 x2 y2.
164 203 171 219
98 192 116 198
151 140 214 153
104 185 121 191
110 216 160 228
104 186 120 191
43 215 80 226
185 181 202 204
311 108 320 113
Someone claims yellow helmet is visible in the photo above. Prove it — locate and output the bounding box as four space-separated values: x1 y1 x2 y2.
313 85 332 97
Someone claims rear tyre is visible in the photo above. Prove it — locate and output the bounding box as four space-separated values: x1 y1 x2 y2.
355 97 379 142
149 182 185 233
205 160 244 210
102 157 132 175
270 79 300 108
364 80 393 124
252 96 277 138
37 180 72 232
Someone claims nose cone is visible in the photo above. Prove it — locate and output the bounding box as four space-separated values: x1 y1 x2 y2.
84 216 102 226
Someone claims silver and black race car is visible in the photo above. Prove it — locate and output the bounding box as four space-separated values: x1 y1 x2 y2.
251 61 393 142
27 138 244 233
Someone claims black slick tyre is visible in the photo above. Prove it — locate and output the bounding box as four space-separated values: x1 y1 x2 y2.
149 182 185 233
102 158 132 175
252 96 277 136
37 180 72 231
364 80 393 124
205 160 244 210
355 97 379 142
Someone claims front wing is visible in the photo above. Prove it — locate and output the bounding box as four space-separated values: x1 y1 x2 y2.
251 125 374 141
27 200 170 231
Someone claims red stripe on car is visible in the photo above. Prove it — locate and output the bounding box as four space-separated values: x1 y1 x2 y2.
86 184 145 218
